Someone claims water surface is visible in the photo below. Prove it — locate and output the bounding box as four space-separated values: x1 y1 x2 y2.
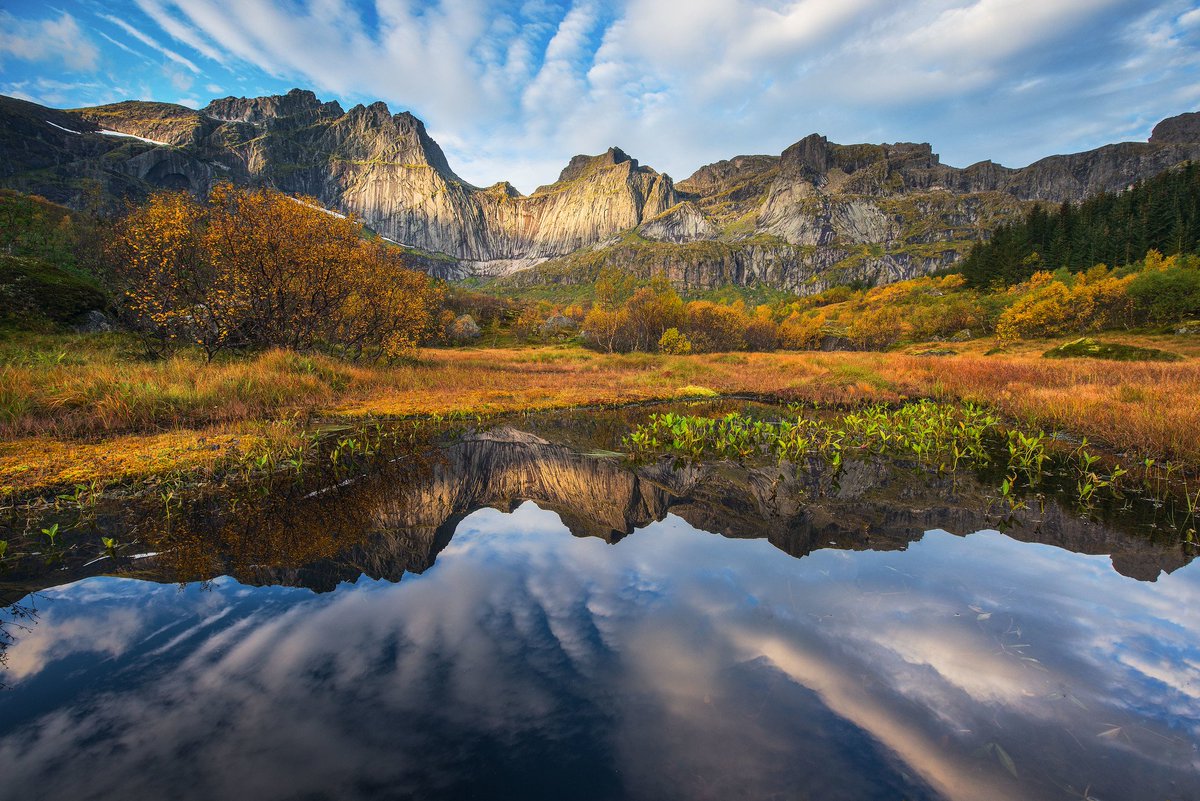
1 419 1197 801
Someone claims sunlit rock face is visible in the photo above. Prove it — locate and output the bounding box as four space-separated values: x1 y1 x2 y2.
4 90 1200 291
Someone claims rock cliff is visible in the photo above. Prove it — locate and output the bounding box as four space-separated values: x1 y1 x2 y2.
2 89 1198 293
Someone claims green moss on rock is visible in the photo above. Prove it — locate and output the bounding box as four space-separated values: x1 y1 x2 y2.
0 255 108 323
1042 337 1184 362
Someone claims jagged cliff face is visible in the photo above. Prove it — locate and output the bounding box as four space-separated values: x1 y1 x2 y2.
0 90 676 276
2 89 1198 292
508 125 1200 294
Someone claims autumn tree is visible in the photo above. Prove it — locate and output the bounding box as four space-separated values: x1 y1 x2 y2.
109 183 442 360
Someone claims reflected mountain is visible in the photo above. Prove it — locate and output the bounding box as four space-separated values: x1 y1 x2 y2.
3 420 1187 603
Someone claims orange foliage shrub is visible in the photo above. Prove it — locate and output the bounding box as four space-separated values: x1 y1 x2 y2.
779 310 827 349
110 184 442 359
995 269 1135 343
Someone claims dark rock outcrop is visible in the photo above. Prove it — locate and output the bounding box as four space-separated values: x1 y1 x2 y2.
1150 111 1200 144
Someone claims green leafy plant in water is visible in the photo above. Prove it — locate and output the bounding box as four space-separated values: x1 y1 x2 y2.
1006 429 1048 484
1071 438 1128 506
41 523 59 548
101 536 118 557
626 400 1002 473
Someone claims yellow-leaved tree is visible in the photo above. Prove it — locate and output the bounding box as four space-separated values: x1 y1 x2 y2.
110 183 442 360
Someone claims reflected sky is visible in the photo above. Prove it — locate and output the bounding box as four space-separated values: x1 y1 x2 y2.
1 502 1198 801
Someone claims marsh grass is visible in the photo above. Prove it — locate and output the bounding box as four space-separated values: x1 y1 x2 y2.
1 330 1198 495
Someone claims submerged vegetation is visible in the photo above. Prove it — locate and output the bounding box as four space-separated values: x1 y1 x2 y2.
624 401 1199 538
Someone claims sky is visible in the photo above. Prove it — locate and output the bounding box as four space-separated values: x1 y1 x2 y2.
1 1 1199 193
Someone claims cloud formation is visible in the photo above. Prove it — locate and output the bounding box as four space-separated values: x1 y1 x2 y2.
2 506 1199 800
0 10 100 71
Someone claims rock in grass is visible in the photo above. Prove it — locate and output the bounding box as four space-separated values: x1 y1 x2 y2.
449 314 481 341
1043 337 1183 362
72 309 114 333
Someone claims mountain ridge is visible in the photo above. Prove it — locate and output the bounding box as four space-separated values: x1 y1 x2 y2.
2 88 1198 293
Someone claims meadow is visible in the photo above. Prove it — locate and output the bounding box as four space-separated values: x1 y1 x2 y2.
2 329 1198 496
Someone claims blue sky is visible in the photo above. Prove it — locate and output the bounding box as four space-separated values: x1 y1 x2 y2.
2 0 1199 192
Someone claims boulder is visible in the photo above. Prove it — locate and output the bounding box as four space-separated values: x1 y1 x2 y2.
449 314 481 341
539 314 578 337
72 309 114 333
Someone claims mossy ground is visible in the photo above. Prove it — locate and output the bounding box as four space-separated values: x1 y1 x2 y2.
1043 337 1184 362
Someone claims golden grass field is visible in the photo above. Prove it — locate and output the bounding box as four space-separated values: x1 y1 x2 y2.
2 331 1199 494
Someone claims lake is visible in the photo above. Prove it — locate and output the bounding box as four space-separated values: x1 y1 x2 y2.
1 408 1197 800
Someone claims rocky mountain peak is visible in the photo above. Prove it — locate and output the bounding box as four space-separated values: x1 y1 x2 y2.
638 201 718 243
555 146 639 184
204 87 343 124
483 181 522 198
1150 111 1200 144
679 154 779 195
8 87 1200 293
334 102 465 184
780 133 831 179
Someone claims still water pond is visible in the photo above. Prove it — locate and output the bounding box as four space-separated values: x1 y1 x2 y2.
1 421 1198 800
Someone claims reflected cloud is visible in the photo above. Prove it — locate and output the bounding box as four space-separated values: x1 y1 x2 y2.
1 504 1198 800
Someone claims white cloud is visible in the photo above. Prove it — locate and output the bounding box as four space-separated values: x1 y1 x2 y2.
0 11 101 71
99 13 201 74
98 30 147 59
167 68 195 92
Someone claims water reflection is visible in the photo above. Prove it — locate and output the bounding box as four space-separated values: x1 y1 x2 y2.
1 425 1191 606
1 502 1198 801
1 418 1199 800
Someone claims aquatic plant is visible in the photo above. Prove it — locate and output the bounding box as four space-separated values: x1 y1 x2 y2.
1007 430 1048 482
624 400 1200 537
625 400 1001 471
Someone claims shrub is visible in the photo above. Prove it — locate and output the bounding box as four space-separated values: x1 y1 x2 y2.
658 327 692 354
582 306 627 353
684 301 747 352
779 310 826 350
994 273 1075 342
846 305 901 349
108 184 443 360
744 319 779 351
1128 267 1200 323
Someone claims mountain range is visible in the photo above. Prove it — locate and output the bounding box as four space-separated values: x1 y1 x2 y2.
2 88 1198 293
